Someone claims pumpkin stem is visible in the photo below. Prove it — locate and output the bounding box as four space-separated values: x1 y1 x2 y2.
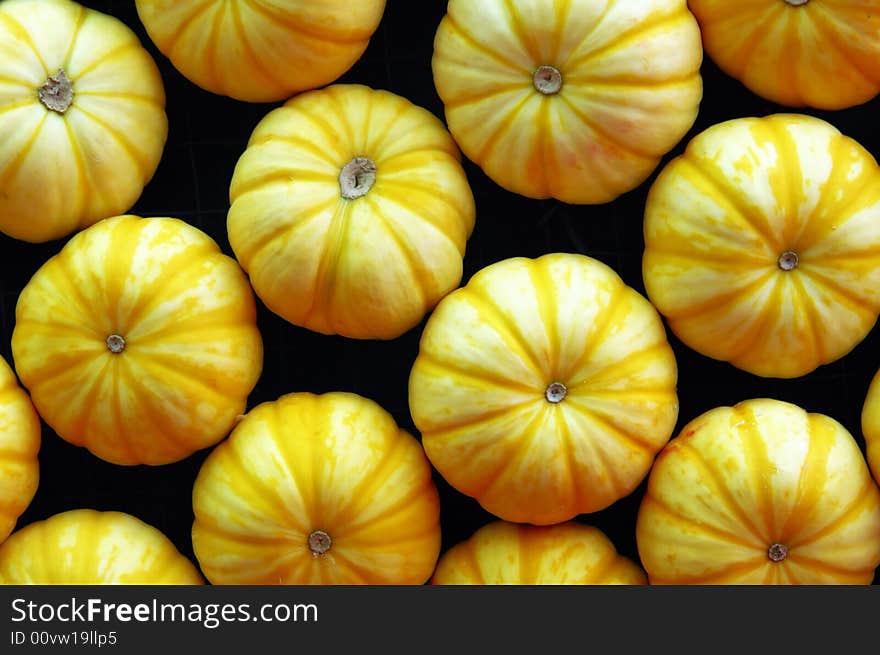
767 543 788 562
545 382 568 403
308 530 332 556
339 157 377 200
38 69 74 114
533 65 563 95
778 251 799 271
106 334 126 354
784 0 809 6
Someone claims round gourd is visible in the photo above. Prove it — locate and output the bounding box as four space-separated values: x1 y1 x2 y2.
11 215 263 466
408 253 679 526
191 392 442 585
0 0 167 243
636 398 880 585
860 369 880 487
643 113 880 379
227 84 476 340
0 510 203 584
431 0 703 204
689 0 880 110
0 354 40 544
135 0 386 103
432 521 646 585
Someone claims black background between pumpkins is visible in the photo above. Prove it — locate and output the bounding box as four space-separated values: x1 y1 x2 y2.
1 0 879 585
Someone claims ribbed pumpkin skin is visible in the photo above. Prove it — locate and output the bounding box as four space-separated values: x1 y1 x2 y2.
0 0 167 243
689 0 880 110
408 253 679 526
432 521 646 585
0 355 40 544
228 84 476 340
135 0 386 102
636 399 880 585
11 215 263 466
0 510 203 584
643 114 880 379
860 369 880 487
431 0 702 204
192 392 442 585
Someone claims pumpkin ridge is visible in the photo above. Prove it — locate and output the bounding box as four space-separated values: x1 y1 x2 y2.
0 10 47 74
808 4 880 87
562 398 658 455
735 403 779 541
788 476 879 549
61 117 93 225
528 258 561 378
441 13 527 74
787 272 824 364
60 2 88 69
500 0 543 64
413 352 538 396
558 91 658 161
72 104 150 180
553 410 582 518
641 493 760 551
145 0 215 60
227 0 279 92
717 5 782 80
566 341 673 391
559 406 625 504
0 111 46 198
66 41 140 82
422 398 540 443
241 0 376 45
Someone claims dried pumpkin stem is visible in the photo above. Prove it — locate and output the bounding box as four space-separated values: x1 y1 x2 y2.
778 251 799 271
767 543 788 562
533 65 563 95
339 157 377 200
545 382 568 403
106 334 126 354
308 530 332 556
785 0 809 6
38 69 74 114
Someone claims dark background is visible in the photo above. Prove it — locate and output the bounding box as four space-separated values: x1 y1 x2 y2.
2 0 879 585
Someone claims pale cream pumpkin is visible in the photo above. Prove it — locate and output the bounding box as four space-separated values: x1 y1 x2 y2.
0 0 167 243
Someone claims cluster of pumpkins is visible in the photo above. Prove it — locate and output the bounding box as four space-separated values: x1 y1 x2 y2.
1 0 880 585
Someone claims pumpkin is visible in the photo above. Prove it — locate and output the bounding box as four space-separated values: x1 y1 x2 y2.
227 83 475 340
191 391 442 585
432 521 646 585
636 398 880 584
642 113 880 379
688 0 880 110
860 369 880 487
0 0 167 243
0 509 203 584
11 215 263 466
135 0 386 103
431 0 703 204
408 253 679 526
0 354 40 544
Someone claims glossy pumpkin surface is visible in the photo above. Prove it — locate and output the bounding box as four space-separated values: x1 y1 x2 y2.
11 215 263 466
431 0 702 204
135 0 386 102
228 83 476 340
637 398 880 584
432 521 646 585
860 368 880 487
0 355 40 545
409 253 679 525
0 509 203 584
643 113 880 379
192 392 442 585
0 0 167 243
689 0 880 110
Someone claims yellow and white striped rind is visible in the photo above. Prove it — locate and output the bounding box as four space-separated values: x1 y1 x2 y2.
191 391 442 585
409 253 679 525
432 0 703 204
0 510 204 584
636 398 880 584
643 113 880 378
11 215 263 466
432 521 646 585
860 369 880 487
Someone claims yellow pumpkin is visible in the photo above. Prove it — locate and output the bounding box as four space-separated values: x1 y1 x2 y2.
0 0 167 243
860 369 880 487
227 84 475 340
688 0 880 110
432 521 646 585
636 398 880 584
0 354 40 544
431 0 703 204
11 215 263 466
191 392 442 585
135 0 386 102
408 253 679 526
0 510 203 584
643 113 880 379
